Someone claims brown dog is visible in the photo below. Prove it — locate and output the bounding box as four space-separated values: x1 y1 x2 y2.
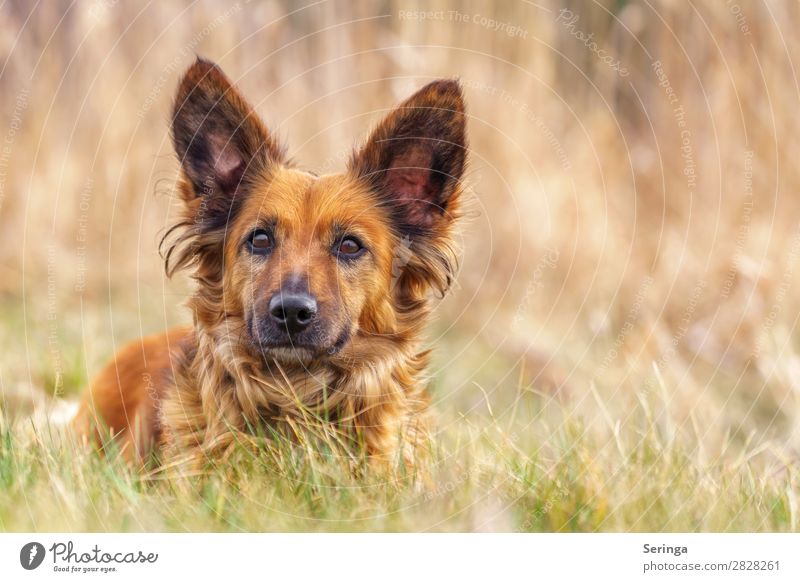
74 58 467 470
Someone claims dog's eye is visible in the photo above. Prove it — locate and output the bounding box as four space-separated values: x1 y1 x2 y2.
247 229 273 255
335 236 364 259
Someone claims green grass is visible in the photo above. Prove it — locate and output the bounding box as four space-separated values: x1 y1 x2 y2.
1 300 797 532
1 390 796 532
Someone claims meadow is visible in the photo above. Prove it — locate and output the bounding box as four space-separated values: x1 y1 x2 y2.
1 0 799 531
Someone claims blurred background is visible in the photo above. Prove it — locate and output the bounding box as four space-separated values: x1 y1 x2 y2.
2 0 800 462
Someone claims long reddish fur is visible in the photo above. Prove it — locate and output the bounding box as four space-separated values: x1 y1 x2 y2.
74 59 467 472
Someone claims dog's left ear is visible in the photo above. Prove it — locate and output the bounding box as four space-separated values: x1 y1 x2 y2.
171 58 285 204
349 80 467 233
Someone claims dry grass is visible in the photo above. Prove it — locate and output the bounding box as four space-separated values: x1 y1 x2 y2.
1 0 800 531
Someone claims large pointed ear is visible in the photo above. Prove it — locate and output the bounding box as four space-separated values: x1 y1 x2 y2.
349 80 467 233
171 58 284 206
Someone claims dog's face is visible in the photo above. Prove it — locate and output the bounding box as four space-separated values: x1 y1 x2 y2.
227 170 395 360
167 59 466 363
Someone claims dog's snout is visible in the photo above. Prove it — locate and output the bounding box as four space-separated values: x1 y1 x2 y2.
269 292 318 334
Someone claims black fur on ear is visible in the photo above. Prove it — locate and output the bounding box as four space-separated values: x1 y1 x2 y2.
171 58 284 212
163 58 285 278
349 79 467 235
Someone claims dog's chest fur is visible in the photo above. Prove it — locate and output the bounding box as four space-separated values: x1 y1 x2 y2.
158 324 431 468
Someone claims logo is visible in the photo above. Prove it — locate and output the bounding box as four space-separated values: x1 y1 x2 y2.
20 542 46 570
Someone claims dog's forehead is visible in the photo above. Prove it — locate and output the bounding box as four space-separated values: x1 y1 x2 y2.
245 167 379 227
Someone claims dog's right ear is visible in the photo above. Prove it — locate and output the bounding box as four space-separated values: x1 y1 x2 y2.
349 79 466 235
171 58 284 205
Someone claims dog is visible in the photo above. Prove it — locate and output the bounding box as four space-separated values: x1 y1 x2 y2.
74 58 467 471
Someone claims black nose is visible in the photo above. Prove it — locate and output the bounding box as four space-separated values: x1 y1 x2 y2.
269 292 317 334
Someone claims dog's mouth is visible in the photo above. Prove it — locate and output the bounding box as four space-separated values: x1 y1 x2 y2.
251 326 351 363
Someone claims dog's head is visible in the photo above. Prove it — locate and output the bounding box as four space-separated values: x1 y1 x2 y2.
164 59 466 363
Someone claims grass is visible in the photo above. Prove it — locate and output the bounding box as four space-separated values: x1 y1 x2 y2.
1 343 796 532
